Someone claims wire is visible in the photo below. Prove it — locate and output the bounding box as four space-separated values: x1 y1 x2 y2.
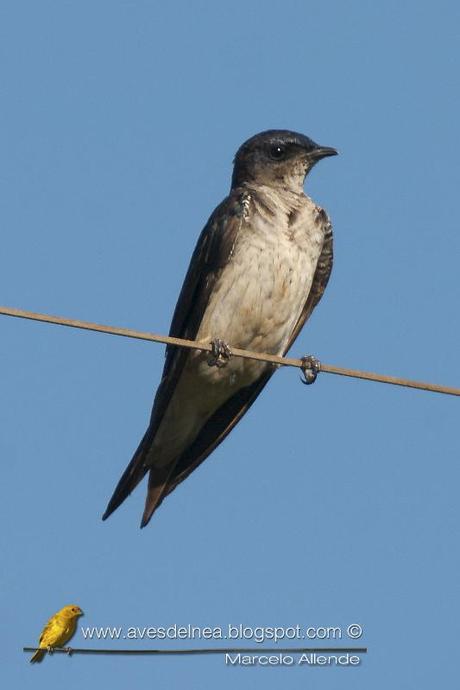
1 305 459 397
23 645 367 656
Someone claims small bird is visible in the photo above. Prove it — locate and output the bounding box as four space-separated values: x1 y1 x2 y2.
30 605 83 663
103 129 337 527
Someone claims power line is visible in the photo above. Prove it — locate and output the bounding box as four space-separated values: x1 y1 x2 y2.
23 645 367 656
1 305 459 397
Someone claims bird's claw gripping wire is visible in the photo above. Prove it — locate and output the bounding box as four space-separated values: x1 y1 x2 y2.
208 338 232 368
300 355 321 385
64 646 74 656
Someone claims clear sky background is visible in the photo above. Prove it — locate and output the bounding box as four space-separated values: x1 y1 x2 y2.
1 1 459 687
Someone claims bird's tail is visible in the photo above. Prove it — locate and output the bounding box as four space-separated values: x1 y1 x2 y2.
30 648 46 663
102 429 152 521
140 462 178 528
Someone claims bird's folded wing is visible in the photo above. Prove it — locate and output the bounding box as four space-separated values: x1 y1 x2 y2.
103 191 248 520
162 213 334 502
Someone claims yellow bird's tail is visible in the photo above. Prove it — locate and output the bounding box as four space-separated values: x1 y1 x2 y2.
30 648 46 663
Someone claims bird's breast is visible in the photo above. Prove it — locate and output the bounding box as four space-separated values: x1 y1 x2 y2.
193 196 326 386
150 195 329 465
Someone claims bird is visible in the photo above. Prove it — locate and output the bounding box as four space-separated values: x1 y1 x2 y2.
103 129 337 527
30 604 83 663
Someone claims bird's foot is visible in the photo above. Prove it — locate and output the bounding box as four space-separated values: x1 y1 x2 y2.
46 645 54 655
300 355 321 385
208 338 232 368
64 646 74 656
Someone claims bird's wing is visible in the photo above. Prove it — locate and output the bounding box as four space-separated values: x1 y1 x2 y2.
31 614 63 663
160 369 274 502
284 211 333 351
38 616 58 646
161 213 333 504
103 191 248 522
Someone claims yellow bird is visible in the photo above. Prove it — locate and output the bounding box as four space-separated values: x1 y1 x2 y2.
30 605 83 663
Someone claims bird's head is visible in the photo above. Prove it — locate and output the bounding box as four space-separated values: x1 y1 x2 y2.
60 605 84 619
231 129 337 193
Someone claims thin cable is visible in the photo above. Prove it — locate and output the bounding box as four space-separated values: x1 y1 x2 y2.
23 645 367 656
1 305 459 397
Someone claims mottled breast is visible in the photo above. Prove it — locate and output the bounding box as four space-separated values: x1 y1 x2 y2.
194 185 329 386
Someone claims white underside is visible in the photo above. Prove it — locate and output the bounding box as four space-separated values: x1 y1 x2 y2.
150 189 327 466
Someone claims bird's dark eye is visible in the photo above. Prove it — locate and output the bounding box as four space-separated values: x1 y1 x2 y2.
269 145 286 160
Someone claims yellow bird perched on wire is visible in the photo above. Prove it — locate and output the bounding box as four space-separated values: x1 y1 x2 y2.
30 605 83 663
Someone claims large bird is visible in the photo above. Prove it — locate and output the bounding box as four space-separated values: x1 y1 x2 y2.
103 129 337 527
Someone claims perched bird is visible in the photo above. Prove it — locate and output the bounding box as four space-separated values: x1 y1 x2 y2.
30 605 83 663
103 129 337 527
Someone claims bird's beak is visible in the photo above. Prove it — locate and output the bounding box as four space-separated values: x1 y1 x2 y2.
308 145 338 161
77 608 84 616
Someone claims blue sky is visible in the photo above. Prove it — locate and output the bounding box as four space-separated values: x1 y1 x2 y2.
1 1 459 687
